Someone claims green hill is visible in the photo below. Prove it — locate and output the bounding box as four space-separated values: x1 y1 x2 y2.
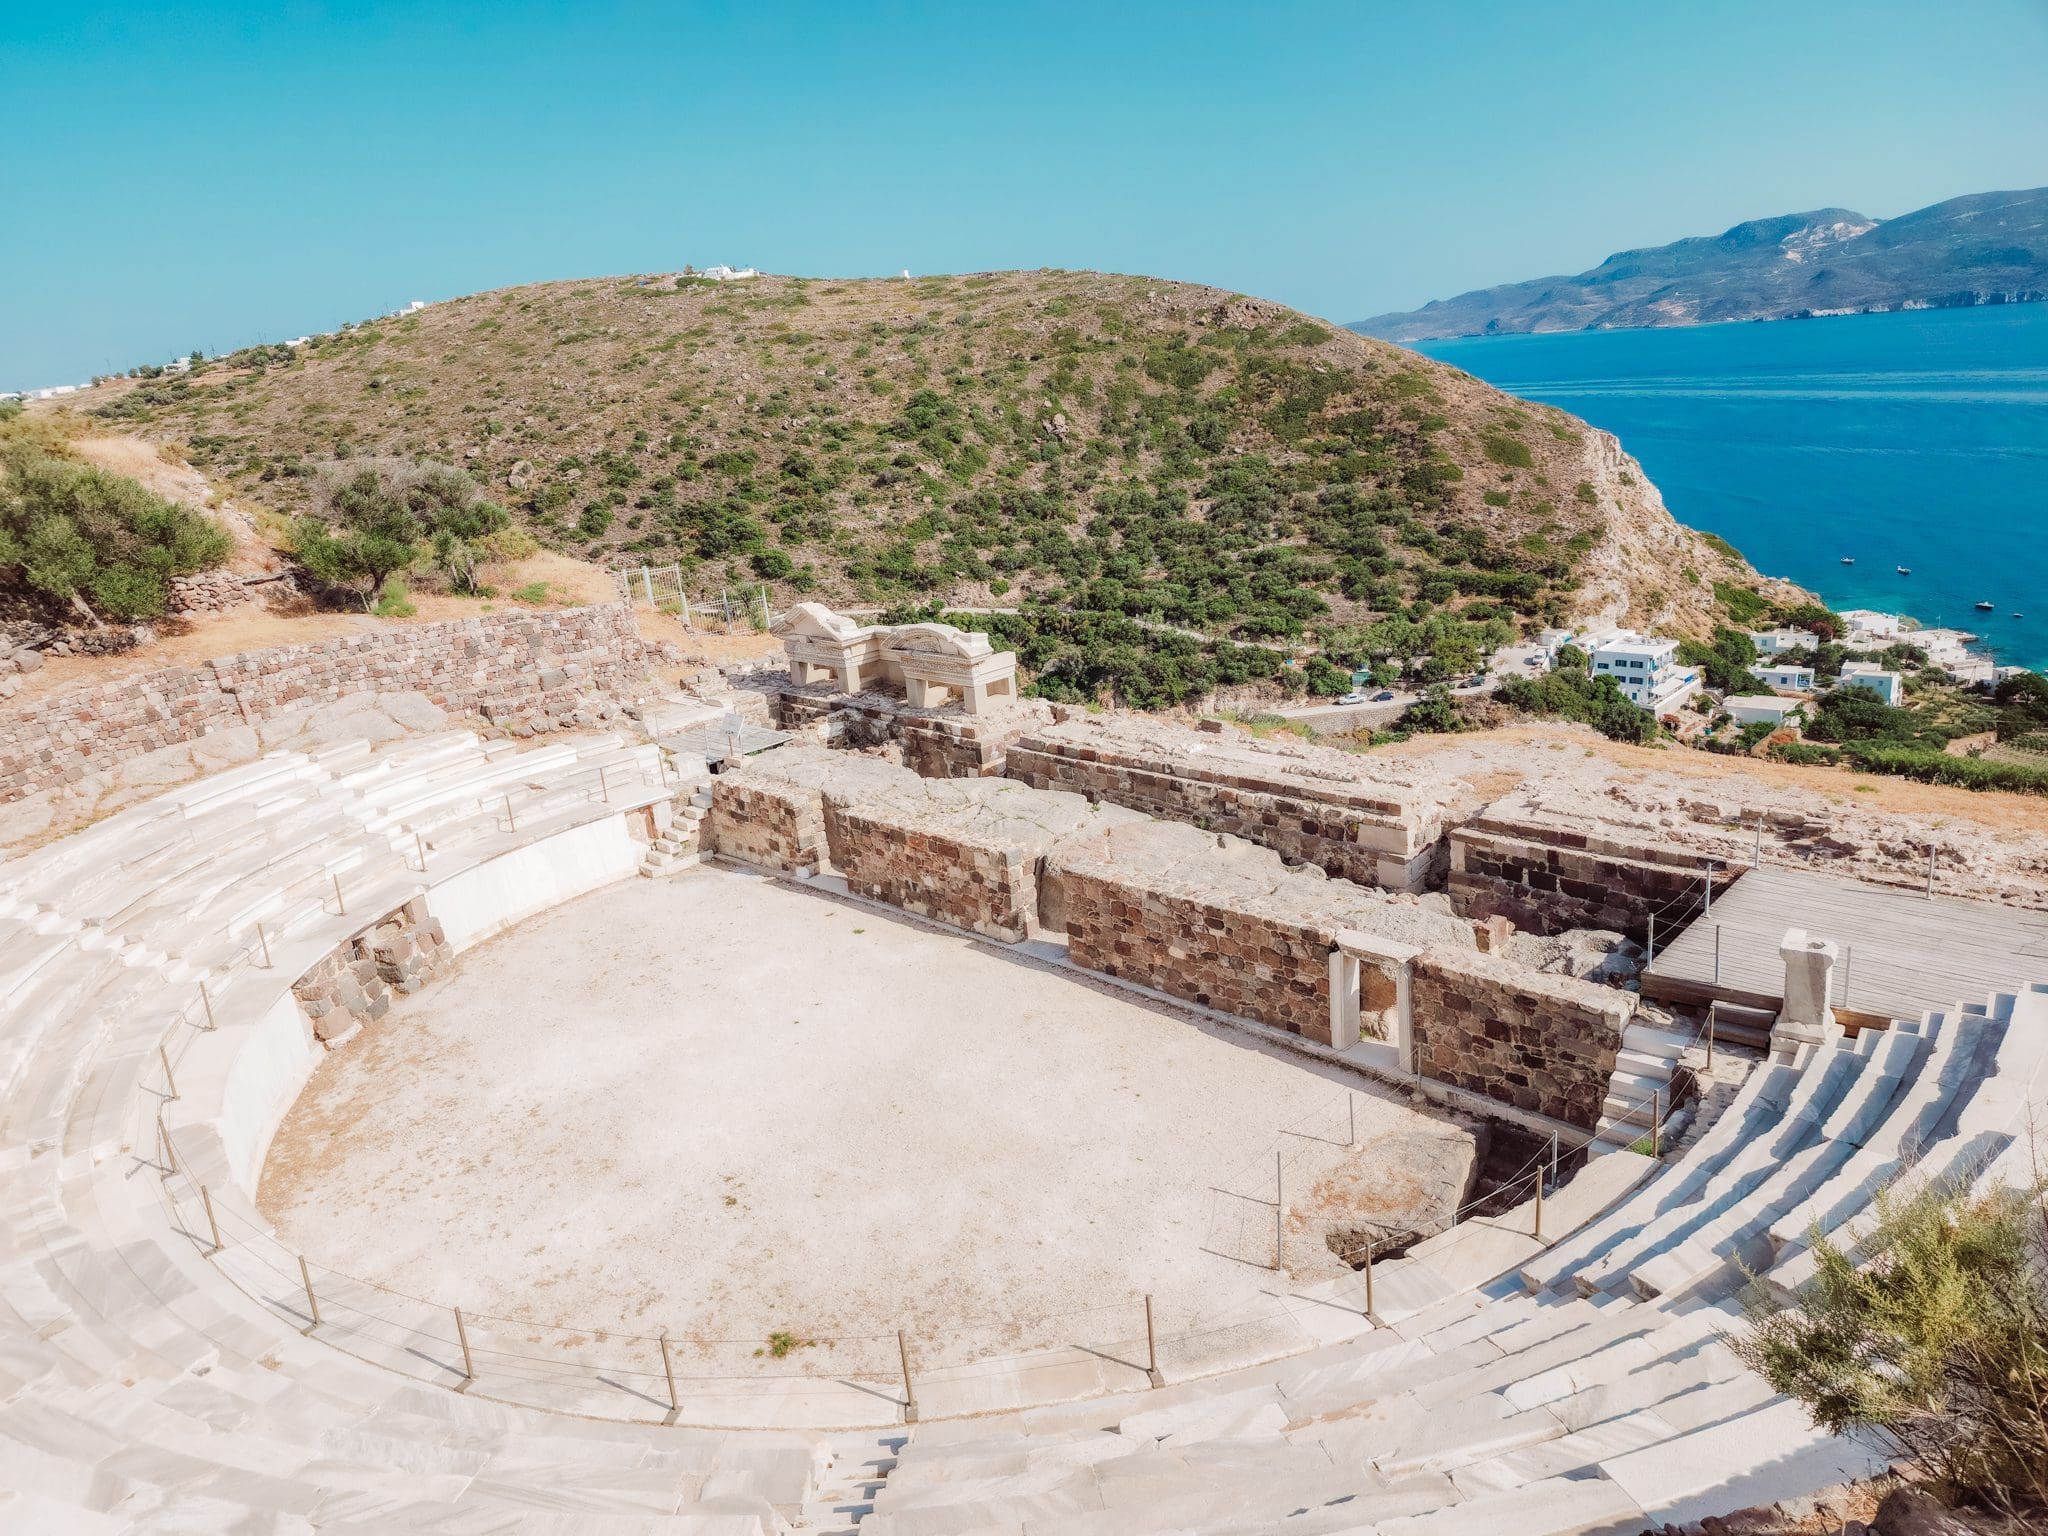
76 268 1785 697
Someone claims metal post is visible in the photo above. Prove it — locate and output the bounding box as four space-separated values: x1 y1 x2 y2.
158 1116 177 1178
896 1328 919 1423
199 982 216 1031
160 1043 178 1101
1548 1130 1559 1184
1651 1088 1663 1159
1927 842 1936 897
1647 910 1656 967
298 1255 321 1332
1273 1151 1284 1270
1144 1295 1163 1387
1707 1003 1717 1071
1533 1169 1544 1241
454 1306 475 1387
332 871 346 915
1362 1239 1374 1316
660 1328 679 1415
1347 1094 1356 1148
200 1185 223 1253
256 921 272 969
504 793 516 832
599 765 611 803
1844 945 1853 1012
415 832 428 872
1702 863 1714 919
1714 924 1722 985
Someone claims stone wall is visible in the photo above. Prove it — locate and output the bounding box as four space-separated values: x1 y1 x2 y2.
293 899 453 1044
1046 818 1476 1043
1409 947 1635 1130
703 774 832 874
0 606 653 804
1448 824 1740 943
1005 716 1456 892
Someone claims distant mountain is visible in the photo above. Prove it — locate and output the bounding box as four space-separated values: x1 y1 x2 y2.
1354 187 2048 342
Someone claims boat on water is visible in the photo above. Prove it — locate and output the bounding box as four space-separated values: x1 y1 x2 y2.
1976 600 1997 611
1897 564 1912 575
1840 556 1855 565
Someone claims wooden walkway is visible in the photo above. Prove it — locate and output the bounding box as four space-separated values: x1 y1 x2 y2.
1642 865 2048 1025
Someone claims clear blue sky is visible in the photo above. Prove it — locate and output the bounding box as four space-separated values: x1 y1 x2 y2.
5 0 2045 389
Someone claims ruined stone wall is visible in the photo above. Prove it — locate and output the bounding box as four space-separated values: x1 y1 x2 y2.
1004 720 1451 892
0 606 651 804
1410 947 1635 1130
1057 862 1337 1039
703 775 829 874
1448 825 1741 943
766 681 1045 779
293 900 453 1044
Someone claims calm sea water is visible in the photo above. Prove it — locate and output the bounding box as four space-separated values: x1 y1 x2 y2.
1419 305 2048 671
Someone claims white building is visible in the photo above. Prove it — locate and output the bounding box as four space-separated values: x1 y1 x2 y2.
1590 633 1702 714
1725 695 1806 728
1755 664 1816 693
1839 609 1904 646
1838 662 1904 707
700 265 759 282
1749 626 1817 657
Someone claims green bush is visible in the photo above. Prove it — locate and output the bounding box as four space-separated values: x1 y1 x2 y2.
1767 741 1843 766
0 430 231 619
1840 743 2048 794
1737 1171 2048 1511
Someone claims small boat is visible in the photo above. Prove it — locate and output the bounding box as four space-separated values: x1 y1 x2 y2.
2015 612 2026 619
1840 556 1855 564
1976 600 1996 612
1896 565 1912 575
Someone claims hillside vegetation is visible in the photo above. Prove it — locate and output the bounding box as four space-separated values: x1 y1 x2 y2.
1358 186 2048 340
73 269 1782 696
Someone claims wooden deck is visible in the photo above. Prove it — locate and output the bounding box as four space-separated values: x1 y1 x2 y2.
1642 865 2048 1025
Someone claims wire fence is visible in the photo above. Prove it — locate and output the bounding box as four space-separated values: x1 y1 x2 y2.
615 563 774 633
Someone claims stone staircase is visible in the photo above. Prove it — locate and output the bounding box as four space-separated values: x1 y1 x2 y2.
641 781 714 879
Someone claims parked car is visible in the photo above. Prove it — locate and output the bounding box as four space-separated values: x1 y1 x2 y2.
1337 691 1370 705
1372 689 1395 702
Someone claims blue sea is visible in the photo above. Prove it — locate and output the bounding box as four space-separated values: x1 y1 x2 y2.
1418 305 2048 671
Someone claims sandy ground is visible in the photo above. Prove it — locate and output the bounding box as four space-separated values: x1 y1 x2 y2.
1373 721 2048 835
258 868 1471 1369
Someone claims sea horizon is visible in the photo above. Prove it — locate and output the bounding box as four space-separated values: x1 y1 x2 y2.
1419 303 2048 673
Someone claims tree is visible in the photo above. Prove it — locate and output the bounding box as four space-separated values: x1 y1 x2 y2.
1401 682 1461 733
291 517 417 612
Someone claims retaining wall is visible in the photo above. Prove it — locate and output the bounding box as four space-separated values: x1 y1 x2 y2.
1448 824 1741 943
0 606 654 804
1005 718 1451 892
1409 947 1635 1130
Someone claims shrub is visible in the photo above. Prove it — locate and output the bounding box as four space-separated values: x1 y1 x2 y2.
1841 743 2048 794
1478 432 1532 469
371 574 416 617
1737 1171 2048 1513
1498 668 1655 742
1712 580 1770 626
1768 741 1842 766
0 429 231 619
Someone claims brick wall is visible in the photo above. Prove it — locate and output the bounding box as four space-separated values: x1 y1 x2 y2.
1448 825 1740 943
0 606 652 804
1410 947 1635 1129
